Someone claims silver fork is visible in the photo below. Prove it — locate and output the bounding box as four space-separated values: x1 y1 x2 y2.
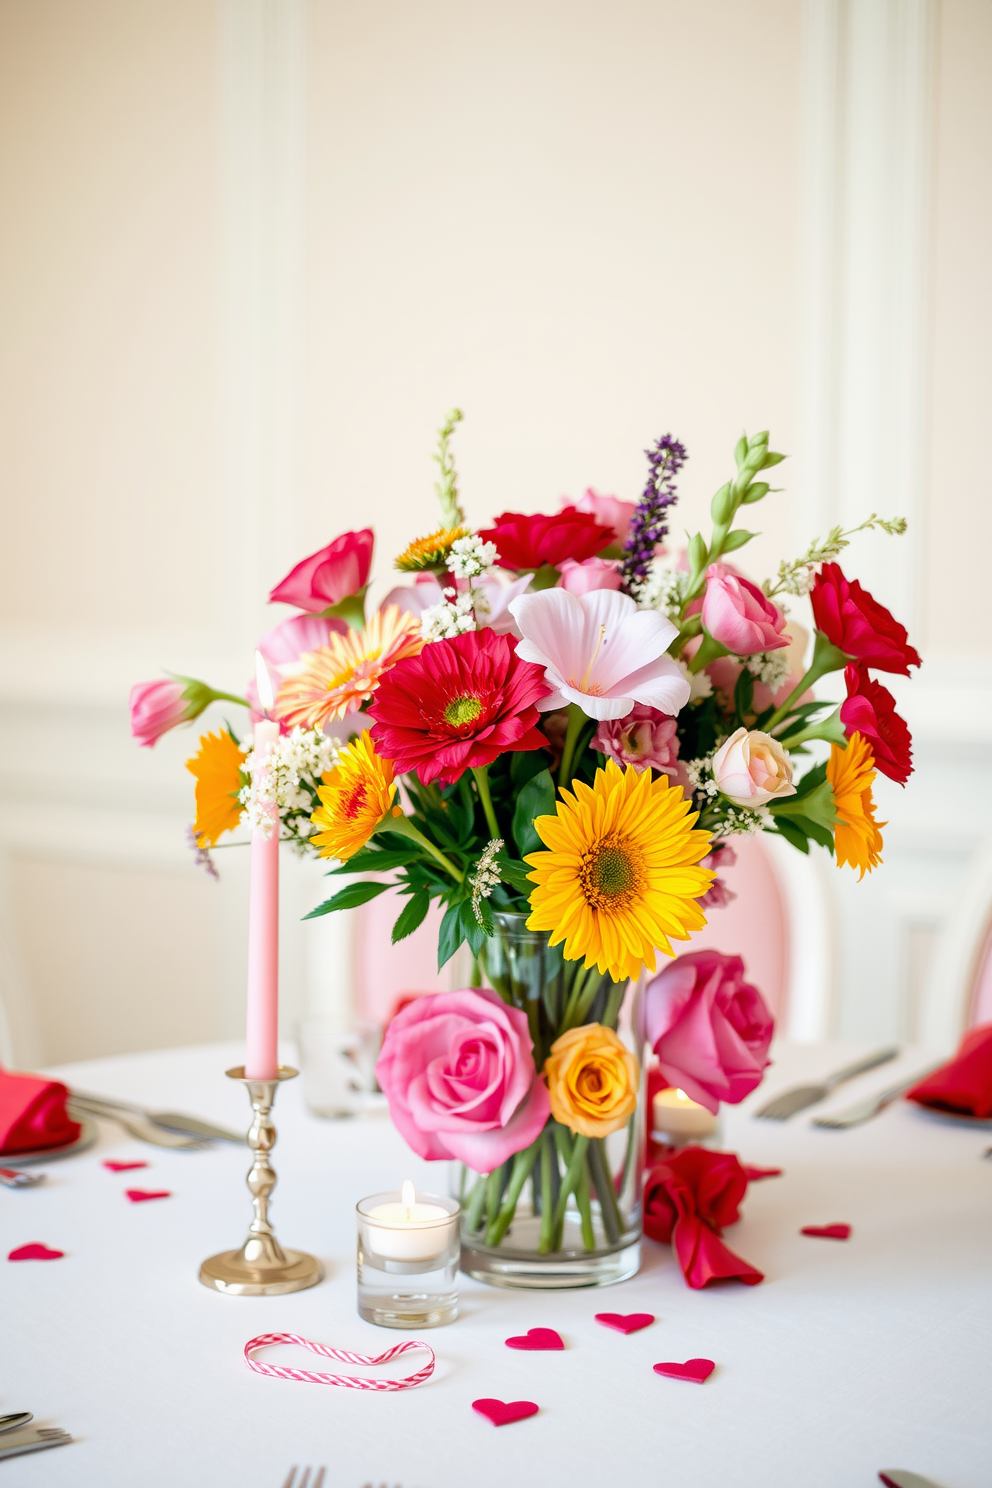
281 1469 326 1488
753 1046 899 1119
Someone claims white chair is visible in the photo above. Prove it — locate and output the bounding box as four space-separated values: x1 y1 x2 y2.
919 834 992 1055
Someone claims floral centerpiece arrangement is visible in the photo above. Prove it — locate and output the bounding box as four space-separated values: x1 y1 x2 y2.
131 411 918 1284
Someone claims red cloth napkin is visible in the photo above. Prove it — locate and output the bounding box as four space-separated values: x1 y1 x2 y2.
905 1023 992 1118
0 1068 81 1155
643 1146 764 1289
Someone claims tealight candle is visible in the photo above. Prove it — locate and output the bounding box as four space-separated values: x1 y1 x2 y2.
366 1181 451 1261
356 1183 460 1329
653 1086 718 1141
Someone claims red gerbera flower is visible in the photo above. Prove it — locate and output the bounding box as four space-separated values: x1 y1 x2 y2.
810 562 921 675
368 629 551 785
840 664 914 785
478 508 614 571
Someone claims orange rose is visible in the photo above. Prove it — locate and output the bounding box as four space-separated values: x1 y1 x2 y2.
544 1024 639 1139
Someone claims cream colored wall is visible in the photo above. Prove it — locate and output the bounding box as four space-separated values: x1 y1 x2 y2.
0 0 989 1065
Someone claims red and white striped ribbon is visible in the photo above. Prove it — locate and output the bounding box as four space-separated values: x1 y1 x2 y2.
243 1332 436 1391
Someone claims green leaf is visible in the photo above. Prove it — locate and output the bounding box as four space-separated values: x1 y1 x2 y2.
391 887 430 943
793 761 828 797
328 845 420 875
722 528 757 552
459 898 488 955
512 769 556 858
760 450 786 468
303 880 392 918
741 481 770 505
771 818 810 853
733 666 754 722
769 777 836 832
498 856 536 894
437 901 464 971
510 749 550 789
734 433 748 469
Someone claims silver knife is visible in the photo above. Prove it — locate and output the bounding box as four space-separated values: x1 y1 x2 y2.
0 1426 73 1461
813 1067 941 1128
70 1090 243 1144
754 1046 900 1119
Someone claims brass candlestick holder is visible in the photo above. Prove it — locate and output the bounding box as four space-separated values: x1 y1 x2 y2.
199 1065 322 1296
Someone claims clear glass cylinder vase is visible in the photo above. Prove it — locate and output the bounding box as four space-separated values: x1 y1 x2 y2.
454 913 644 1289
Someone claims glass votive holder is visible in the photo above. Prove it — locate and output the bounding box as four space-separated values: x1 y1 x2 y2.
357 1189 460 1328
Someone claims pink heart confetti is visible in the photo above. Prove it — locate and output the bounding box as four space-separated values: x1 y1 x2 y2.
103 1160 149 1172
595 1312 655 1335
8 1243 64 1261
742 1164 783 1181
125 1188 171 1203
505 1328 564 1351
653 1358 715 1384
472 1398 539 1426
801 1223 851 1240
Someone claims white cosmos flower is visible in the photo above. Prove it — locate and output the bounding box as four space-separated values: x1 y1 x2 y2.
508 588 690 722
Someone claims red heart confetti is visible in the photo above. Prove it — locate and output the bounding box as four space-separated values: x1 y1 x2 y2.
8 1243 64 1261
505 1328 564 1351
801 1223 851 1240
653 1358 715 1384
103 1160 149 1172
742 1164 783 1181
125 1188 172 1203
472 1398 539 1426
595 1312 655 1335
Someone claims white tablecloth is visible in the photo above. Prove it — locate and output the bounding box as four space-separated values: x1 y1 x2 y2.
2 1040 990 1488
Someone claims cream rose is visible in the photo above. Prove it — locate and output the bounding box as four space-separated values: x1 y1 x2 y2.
712 727 796 808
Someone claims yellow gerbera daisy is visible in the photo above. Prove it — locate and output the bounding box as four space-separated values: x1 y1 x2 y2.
395 525 469 573
186 729 246 847
310 730 401 861
273 606 423 731
525 758 715 982
827 731 885 878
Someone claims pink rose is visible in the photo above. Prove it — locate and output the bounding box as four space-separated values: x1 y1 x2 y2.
129 680 190 747
593 704 681 776
375 987 551 1173
712 727 796 807
642 949 774 1112
268 529 374 613
566 488 637 547
701 564 790 655
557 557 622 595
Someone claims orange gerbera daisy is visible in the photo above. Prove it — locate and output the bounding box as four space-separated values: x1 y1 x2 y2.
310 731 401 861
272 606 423 730
395 525 469 573
186 729 246 847
827 731 886 878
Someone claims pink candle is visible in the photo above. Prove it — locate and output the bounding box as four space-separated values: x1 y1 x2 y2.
245 656 280 1080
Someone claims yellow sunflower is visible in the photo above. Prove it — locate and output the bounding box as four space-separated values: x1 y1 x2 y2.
272 605 423 731
827 731 885 878
395 525 469 573
310 731 401 861
186 729 246 847
525 758 714 982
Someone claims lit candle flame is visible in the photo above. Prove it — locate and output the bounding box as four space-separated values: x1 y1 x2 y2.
401 1179 416 1219
676 1088 689 1103
255 650 276 714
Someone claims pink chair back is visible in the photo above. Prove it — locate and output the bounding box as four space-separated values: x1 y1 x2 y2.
678 836 789 1021
353 889 449 1027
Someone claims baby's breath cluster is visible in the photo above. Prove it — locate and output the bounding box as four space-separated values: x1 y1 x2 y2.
420 533 501 642
240 726 341 849
469 838 504 925
734 649 791 691
449 534 499 579
421 588 478 642
632 555 684 619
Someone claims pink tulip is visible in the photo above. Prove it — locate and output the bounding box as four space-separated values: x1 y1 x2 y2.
565 488 637 547
593 704 681 775
701 564 790 656
375 987 551 1173
268 529 374 613
557 557 622 595
510 587 689 721
643 949 774 1112
129 680 190 747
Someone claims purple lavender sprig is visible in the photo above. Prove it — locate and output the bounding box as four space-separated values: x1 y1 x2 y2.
186 823 219 881
619 434 687 594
